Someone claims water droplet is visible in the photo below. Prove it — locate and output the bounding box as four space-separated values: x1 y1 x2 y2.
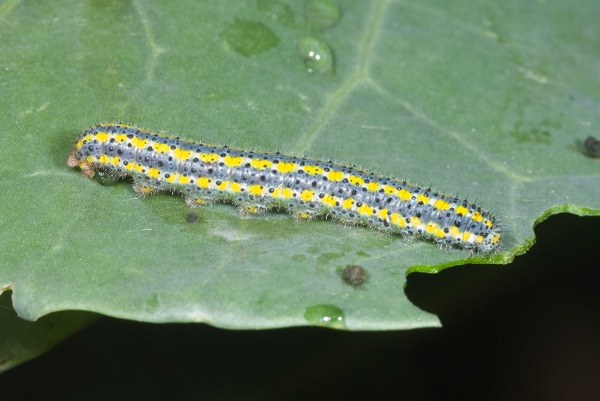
144 293 160 313
94 169 120 186
298 35 334 74
304 304 346 329
291 253 307 262
221 19 279 56
256 0 294 26
305 0 341 30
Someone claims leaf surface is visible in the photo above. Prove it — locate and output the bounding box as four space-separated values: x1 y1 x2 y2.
0 0 598 334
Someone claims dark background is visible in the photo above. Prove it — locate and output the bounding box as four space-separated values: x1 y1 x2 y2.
2 214 599 401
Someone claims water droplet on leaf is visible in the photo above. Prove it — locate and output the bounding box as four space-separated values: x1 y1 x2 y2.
304 304 346 329
94 169 120 186
305 0 341 30
298 35 334 74
221 19 279 56
256 0 294 26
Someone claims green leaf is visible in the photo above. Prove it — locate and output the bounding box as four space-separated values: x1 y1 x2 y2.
0 0 599 345
0 292 97 373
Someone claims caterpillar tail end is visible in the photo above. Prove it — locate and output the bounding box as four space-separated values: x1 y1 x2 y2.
481 230 502 254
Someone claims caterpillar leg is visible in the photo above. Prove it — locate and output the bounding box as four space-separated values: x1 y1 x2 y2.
185 197 212 208
292 210 317 221
132 183 156 196
239 204 267 216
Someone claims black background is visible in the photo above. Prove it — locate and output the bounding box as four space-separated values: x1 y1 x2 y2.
2 214 599 401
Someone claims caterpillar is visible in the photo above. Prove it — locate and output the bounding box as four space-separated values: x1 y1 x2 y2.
67 123 502 253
